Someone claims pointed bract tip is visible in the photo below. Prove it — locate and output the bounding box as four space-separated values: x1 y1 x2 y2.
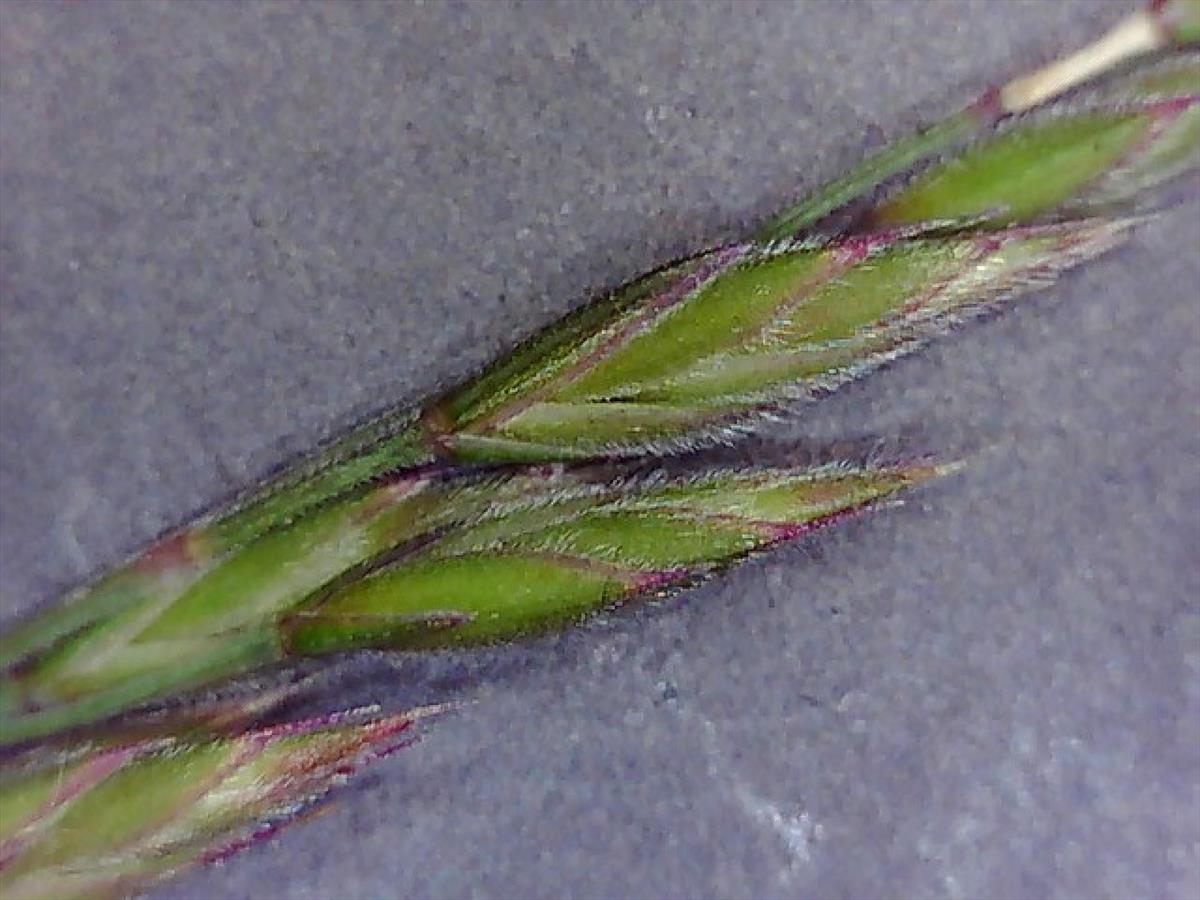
904 458 969 482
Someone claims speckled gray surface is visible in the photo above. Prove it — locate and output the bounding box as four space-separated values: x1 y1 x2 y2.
2 1 1198 898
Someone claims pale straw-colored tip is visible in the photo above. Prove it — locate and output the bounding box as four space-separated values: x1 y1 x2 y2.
999 9 1167 115
403 699 470 722
928 458 970 479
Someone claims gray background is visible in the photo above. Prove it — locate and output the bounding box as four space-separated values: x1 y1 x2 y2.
2 1 1198 898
